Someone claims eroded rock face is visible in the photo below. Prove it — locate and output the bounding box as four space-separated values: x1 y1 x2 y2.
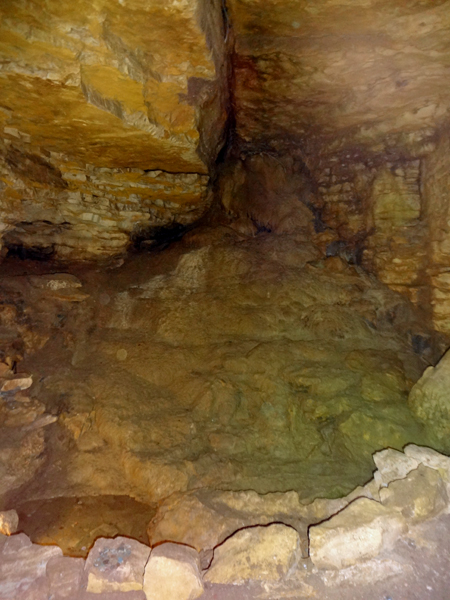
229 0 450 158
210 0 450 334
0 0 229 258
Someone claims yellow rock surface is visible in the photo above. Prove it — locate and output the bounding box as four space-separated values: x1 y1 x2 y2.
0 0 227 257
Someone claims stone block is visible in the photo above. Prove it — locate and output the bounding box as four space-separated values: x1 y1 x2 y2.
46 555 85 599
143 543 203 600
373 448 419 489
204 524 301 584
380 464 448 522
85 536 150 594
0 534 62 599
15 576 49 600
309 497 406 570
1 375 33 393
404 444 450 479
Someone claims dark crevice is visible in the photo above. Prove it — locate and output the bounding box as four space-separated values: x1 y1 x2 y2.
5 244 56 261
130 222 194 252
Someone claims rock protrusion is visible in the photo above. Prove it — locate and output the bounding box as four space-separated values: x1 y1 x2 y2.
0 510 19 535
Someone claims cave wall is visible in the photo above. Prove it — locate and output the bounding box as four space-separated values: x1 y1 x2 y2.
0 0 229 259
422 134 450 333
228 0 450 157
218 0 450 332
2 0 450 333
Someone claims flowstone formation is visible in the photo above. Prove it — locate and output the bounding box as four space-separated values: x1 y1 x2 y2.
0 227 444 524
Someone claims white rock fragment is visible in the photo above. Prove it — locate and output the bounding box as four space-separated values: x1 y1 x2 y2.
85 536 150 594
143 542 203 600
404 443 450 479
28 273 82 290
373 447 419 489
204 523 301 584
0 510 19 535
380 464 448 521
25 414 58 431
320 558 411 587
309 497 406 570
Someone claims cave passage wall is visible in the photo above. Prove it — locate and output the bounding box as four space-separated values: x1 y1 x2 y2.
2 0 450 330
0 0 229 259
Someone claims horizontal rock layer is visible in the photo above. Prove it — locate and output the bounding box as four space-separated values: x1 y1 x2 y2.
0 0 229 258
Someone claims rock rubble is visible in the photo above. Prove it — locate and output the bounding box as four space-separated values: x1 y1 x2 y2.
1 443 449 598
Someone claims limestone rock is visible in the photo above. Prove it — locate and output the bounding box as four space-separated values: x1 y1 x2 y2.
0 533 62 599
1 397 46 428
46 555 84 600
319 558 412 588
408 349 450 451
147 482 384 560
0 509 19 535
0 0 228 258
28 274 82 290
373 447 420 489
422 136 450 333
28 274 89 302
229 0 450 157
204 524 301 584
0 362 12 377
219 154 316 235
0 428 46 497
143 543 203 600
148 491 242 553
85 536 150 594
380 464 448 522
309 498 406 570
148 489 309 554
404 444 450 479
0 232 435 508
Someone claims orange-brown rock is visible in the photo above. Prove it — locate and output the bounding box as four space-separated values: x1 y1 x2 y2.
229 0 450 158
0 0 229 258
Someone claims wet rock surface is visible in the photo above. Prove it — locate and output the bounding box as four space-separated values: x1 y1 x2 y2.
0 229 439 511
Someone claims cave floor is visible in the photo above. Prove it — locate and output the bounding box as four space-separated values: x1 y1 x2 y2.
0 226 442 559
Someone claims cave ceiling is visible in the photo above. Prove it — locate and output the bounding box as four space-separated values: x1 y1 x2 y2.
230 0 450 159
0 0 450 257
